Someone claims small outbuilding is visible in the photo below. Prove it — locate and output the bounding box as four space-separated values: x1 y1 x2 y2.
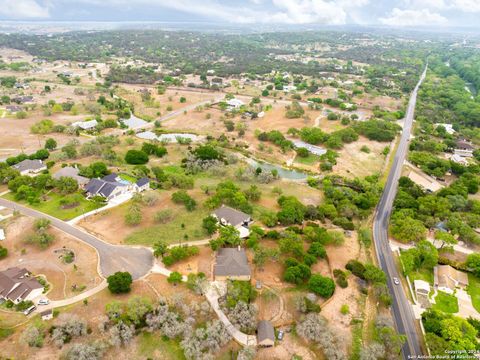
40 309 53 321
257 320 275 347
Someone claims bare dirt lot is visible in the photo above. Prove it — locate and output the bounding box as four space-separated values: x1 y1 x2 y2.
334 137 389 178
0 215 101 300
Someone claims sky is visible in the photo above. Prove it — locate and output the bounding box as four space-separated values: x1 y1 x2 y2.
0 0 479 28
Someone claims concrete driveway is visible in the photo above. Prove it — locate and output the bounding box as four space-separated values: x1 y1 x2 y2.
0 198 154 280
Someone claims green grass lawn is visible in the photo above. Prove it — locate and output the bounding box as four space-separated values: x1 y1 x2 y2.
408 268 434 285
467 273 480 313
294 154 320 165
125 206 211 246
118 173 137 183
3 192 103 221
432 291 459 313
137 332 186 359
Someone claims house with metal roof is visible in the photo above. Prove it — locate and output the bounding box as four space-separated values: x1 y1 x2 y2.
12 159 47 176
212 205 252 238
0 267 43 304
213 247 251 281
71 119 98 130
257 320 275 347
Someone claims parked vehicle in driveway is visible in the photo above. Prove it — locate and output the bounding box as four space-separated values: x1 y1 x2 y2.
277 330 284 340
37 299 49 305
23 305 36 316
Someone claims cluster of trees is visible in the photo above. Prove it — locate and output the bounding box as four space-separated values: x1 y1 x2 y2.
205 181 253 214
153 242 199 266
346 259 390 305
400 240 438 276
392 176 480 245
257 130 293 152
423 309 479 354
296 126 359 149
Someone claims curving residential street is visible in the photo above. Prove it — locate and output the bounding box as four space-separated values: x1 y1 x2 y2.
0 198 154 280
373 64 428 358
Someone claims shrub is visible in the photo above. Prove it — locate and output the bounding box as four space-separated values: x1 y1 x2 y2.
154 209 174 223
171 190 197 211
0 245 8 259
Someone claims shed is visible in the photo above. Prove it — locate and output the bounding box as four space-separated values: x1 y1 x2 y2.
257 320 275 347
41 309 53 321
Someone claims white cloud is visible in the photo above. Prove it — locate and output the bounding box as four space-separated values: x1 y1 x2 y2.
62 0 365 24
0 0 50 18
450 0 480 12
379 7 448 26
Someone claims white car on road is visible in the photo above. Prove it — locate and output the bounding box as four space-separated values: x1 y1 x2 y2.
37 299 49 306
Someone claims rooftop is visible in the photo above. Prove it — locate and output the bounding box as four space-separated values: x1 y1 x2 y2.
213 205 250 227
214 247 251 277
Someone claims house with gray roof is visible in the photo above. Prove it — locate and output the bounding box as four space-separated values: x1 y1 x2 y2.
5 105 22 113
0 267 43 304
257 320 275 347
12 159 47 176
212 205 252 238
213 247 251 281
135 178 150 192
53 166 89 188
84 178 130 202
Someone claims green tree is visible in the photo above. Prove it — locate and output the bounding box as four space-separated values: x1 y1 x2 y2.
308 274 335 298
153 240 168 258
167 271 183 285
202 215 218 235
44 138 57 150
467 253 480 277
107 272 133 294
125 150 149 165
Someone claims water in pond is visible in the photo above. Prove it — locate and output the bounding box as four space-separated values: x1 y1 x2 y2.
247 159 308 180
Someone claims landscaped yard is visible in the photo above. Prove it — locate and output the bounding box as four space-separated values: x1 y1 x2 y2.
467 273 480 313
432 291 459 313
294 154 320 166
3 191 104 221
125 206 211 246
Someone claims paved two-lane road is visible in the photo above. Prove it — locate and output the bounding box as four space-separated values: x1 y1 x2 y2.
0 198 154 280
373 65 428 358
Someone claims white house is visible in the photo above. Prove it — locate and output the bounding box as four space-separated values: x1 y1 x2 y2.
283 85 297 92
436 123 455 135
12 159 47 176
71 119 98 130
226 98 244 109
0 267 44 304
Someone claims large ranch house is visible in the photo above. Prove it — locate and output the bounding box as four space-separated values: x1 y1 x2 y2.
0 267 43 304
